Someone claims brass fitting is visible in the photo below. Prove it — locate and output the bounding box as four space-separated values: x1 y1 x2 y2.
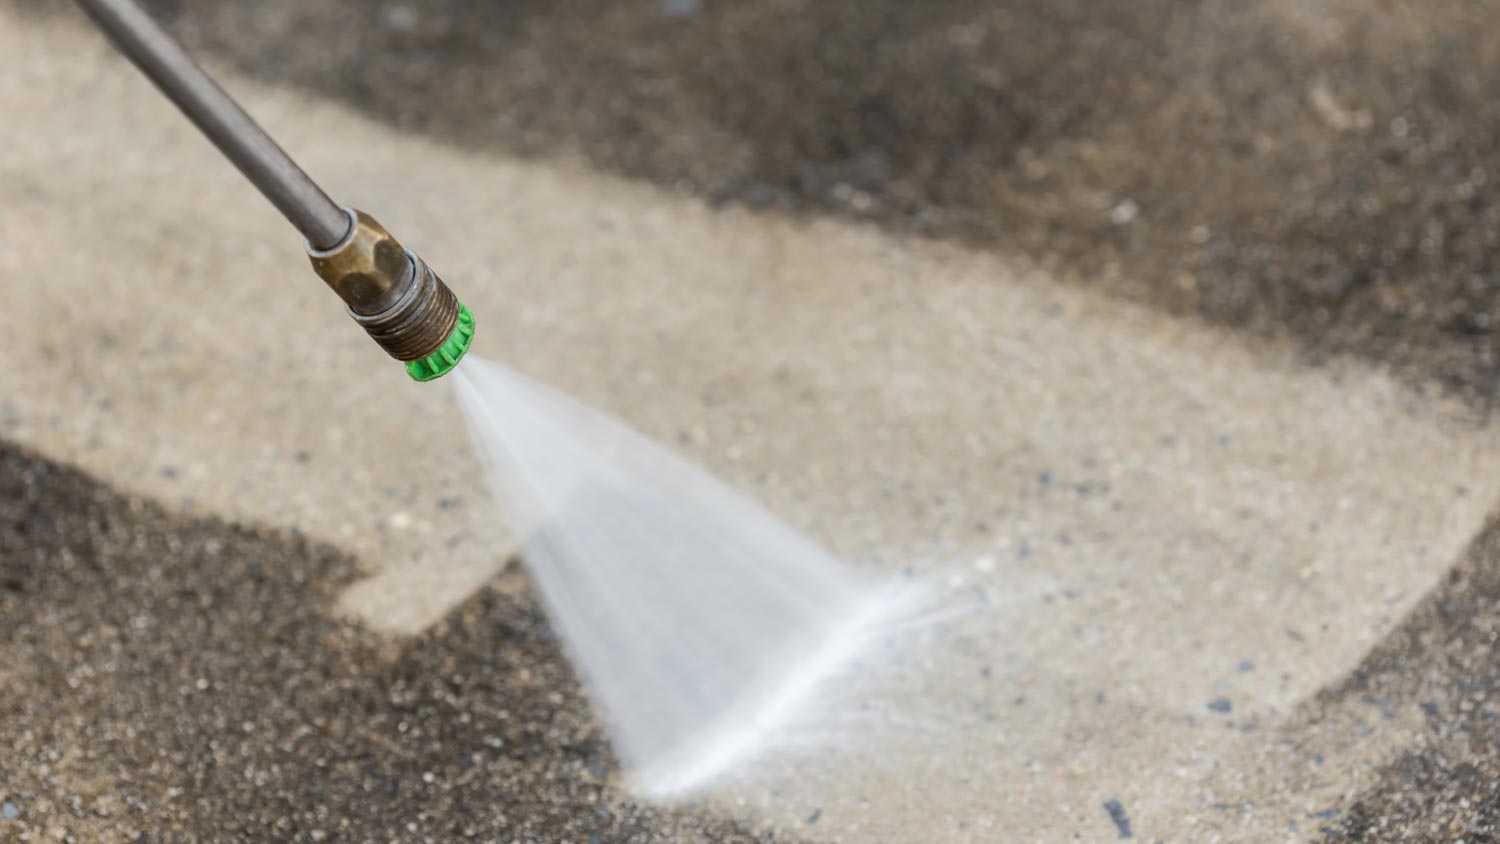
308 208 461 363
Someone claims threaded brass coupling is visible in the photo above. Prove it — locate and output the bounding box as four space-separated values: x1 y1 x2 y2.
308 208 474 381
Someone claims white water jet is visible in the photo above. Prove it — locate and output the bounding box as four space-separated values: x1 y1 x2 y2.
451 356 897 795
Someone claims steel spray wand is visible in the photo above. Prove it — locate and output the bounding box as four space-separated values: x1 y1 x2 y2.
72 0 475 382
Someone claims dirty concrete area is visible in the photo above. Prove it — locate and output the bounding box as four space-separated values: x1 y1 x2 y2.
1317 514 1500 842
0 441 780 843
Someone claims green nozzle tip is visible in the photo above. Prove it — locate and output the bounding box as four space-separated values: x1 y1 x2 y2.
406 302 475 382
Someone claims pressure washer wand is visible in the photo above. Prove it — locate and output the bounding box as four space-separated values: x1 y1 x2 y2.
72 0 474 382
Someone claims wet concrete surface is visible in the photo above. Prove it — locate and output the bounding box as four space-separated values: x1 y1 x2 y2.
0 441 781 843
8 1 1500 841
15 0 1500 398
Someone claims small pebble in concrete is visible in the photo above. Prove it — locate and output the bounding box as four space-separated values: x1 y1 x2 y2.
1103 800 1132 838
660 0 701 19
805 808 821 825
2 802 18 821
1309 807 1340 820
1238 659 1255 672
1207 697 1233 713
383 5 418 32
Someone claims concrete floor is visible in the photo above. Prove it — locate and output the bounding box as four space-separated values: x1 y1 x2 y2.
5 4 1500 843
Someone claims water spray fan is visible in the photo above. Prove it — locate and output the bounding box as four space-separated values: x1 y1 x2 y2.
74 0 474 382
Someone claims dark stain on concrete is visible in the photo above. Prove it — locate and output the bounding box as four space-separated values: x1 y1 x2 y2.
0 441 784 843
16 0 1500 401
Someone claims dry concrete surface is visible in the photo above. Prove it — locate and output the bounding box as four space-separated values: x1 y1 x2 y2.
5 2 1500 842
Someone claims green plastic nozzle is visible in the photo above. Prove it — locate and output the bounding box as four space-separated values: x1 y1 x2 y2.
406 302 475 382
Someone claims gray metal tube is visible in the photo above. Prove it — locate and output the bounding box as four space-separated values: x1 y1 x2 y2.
73 0 351 249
